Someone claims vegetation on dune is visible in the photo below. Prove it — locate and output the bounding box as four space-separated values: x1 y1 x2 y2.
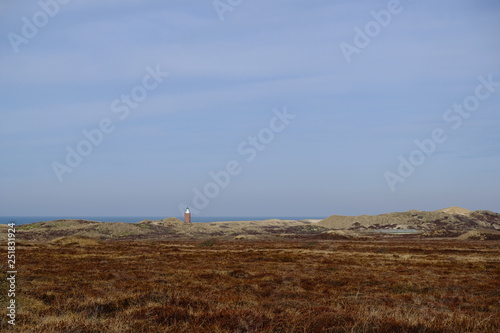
319 208 500 232
18 224 43 230
13 208 500 242
4 240 499 332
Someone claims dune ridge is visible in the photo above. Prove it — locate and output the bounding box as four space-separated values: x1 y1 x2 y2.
8 207 500 242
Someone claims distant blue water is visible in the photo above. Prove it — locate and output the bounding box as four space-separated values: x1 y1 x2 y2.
0 216 326 225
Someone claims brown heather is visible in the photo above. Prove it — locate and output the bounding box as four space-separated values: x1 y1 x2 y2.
2 239 499 332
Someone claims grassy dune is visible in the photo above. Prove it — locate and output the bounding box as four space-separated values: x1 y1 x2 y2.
3 239 499 332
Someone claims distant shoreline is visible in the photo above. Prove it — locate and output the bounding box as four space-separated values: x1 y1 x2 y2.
0 216 327 225
4 209 500 242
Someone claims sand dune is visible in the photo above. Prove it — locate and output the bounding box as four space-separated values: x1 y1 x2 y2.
436 206 472 215
9 207 500 242
318 207 500 235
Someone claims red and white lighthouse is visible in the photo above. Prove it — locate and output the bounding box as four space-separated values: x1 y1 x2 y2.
184 207 191 223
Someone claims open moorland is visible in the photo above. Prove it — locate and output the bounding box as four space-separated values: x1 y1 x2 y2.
2 239 499 332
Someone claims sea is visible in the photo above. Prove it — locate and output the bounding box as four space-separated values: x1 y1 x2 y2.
0 216 326 225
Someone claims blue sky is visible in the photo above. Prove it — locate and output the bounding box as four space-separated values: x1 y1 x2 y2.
1 0 499 217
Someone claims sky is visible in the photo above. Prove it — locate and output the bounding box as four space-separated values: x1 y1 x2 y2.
1 0 499 217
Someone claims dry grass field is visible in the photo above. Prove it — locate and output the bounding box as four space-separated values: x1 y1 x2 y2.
2 238 499 332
